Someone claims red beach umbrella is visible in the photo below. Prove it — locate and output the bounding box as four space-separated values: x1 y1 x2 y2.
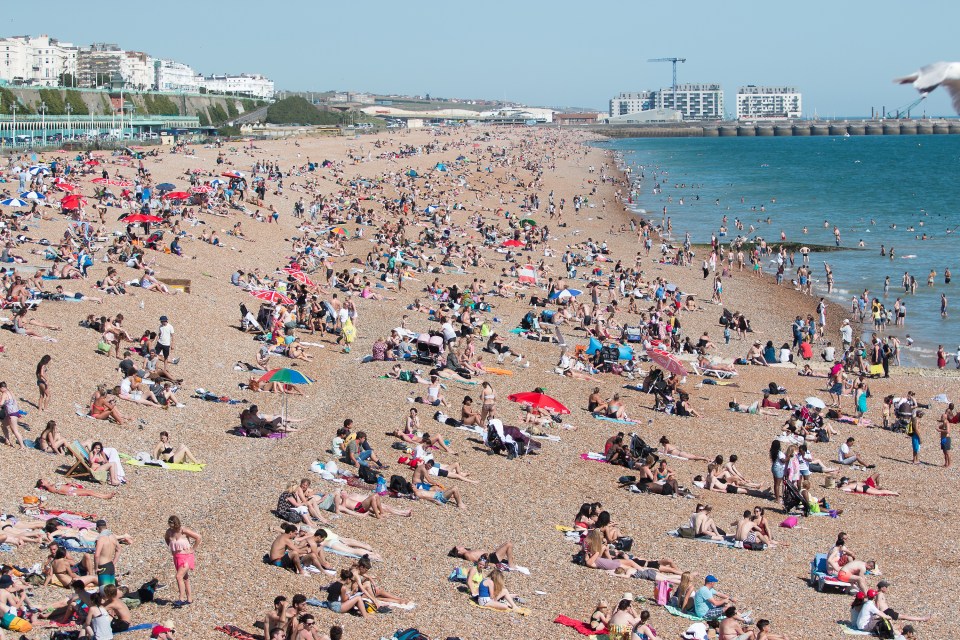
250 289 295 305
502 239 524 248
646 348 688 377
60 195 88 209
190 185 214 193
162 191 191 200
507 391 570 415
123 214 164 224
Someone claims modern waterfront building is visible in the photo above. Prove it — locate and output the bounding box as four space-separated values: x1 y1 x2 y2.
610 84 723 121
201 74 275 99
601 108 682 124
736 85 801 120
0 35 77 86
609 91 655 117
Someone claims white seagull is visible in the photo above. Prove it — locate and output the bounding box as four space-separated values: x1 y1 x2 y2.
895 61 960 114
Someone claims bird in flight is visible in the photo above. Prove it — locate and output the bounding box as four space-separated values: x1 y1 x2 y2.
895 61 960 114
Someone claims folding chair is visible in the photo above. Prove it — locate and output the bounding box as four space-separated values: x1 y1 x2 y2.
64 441 107 483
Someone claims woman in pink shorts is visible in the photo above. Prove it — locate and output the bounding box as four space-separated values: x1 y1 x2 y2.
164 515 202 608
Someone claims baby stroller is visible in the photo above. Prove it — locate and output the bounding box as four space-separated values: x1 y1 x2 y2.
624 326 644 343
783 481 810 517
415 333 444 365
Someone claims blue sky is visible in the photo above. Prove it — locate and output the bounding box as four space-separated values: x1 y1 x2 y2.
7 0 959 116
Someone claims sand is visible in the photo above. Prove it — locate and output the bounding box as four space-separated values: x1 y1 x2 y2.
0 127 957 640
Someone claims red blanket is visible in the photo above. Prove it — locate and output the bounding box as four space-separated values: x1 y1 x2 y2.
554 614 608 636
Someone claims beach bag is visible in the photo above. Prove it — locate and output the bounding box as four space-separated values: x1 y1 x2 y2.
677 526 696 539
780 516 799 529
394 629 428 640
874 618 895 639
358 465 379 484
97 341 112 354
0 611 31 633
613 536 633 552
655 580 672 606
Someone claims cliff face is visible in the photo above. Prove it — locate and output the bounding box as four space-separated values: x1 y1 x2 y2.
3 87 263 123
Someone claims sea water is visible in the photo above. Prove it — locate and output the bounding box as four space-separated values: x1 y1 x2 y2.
598 135 960 367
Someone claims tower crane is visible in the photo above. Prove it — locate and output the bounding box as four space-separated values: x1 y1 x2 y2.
648 57 686 109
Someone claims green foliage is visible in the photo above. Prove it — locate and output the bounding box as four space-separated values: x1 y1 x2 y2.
141 93 180 116
64 90 89 115
265 96 339 125
38 89 66 115
197 110 210 127
225 100 239 119
58 73 77 88
207 103 229 125
240 98 256 113
100 94 112 114
218 124 241 136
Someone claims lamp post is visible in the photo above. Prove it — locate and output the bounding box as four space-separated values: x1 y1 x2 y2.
10 102 17 148
65 102 73 141
40 100 47 147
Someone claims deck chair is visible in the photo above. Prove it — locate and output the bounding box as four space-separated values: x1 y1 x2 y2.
64 441 107 483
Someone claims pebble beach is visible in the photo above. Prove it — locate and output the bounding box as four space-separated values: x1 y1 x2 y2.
1 126 957 640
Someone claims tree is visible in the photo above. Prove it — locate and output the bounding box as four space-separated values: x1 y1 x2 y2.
58 73 76 88
265 96 340 125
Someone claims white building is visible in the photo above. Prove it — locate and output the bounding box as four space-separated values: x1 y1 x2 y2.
119 50 152 90
201 74 274 99
736 85 801 120
609 91 655 117
0 35 77 86
153 59 201 93
610 84 723 121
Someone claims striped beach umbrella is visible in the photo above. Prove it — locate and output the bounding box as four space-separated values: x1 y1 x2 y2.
28 165 50 175
250 289 295 305
19 191 46 200
1 198 29 207
258 367 314 386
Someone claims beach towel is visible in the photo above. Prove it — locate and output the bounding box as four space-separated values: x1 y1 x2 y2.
117 623 155 634
469 600 530 615
667 530 736 547
664 605 704 621
592 415 639 425
0 544 13 553
838 623 872 635
118 453 205 472
214 625 259 640
553 614 608 637
478 366 514 376
580 452 608 463
456 424 485 435
531 434 561 442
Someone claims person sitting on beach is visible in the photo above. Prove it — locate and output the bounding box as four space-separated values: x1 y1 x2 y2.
325 568 369 618
44 544 98 588
38 420 68 454
693 575 740 622
700 464 765 496
839 474 899 496
761 391 796 411
414 457 477 485
393 408 455 453
659 436 710 462
473 568 524 612
460 396 482 426
832 557 877 594
344 431 384 468
589 600 610 633
732 510 776 549
411 461 466 509
593 393 629 420
838 437 873 467
117 375 162 407
719 455 764 489
268 523 315 574
240 405 284 436
583 529 652 576
416 376 449 407
385 364 429 384
675 392 700 418
745 341 768 366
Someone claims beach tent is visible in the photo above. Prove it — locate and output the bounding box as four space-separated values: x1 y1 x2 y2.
406 169 419 178
586 337 633 360
435 162 448 172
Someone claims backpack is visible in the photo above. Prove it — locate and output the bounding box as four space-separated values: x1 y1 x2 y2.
358 464 379 484
394 629 427 640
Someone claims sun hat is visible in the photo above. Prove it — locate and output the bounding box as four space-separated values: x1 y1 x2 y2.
621 592 634 603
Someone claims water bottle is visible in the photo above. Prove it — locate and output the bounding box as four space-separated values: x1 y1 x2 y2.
375 476 387 494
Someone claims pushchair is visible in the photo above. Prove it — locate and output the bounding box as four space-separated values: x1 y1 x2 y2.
415 333 444 365
783 481 810 517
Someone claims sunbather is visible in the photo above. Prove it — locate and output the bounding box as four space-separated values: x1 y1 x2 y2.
839 474 899 496
336 491 411 518
659 436 710 462
36 479 115 500
449 541 517 569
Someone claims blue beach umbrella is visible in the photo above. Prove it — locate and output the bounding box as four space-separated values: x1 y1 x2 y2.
28 165 50 175
1 198 29 207
19 191 46 200
156 183 176 192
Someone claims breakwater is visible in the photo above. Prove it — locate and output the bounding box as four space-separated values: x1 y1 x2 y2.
586 119 959 138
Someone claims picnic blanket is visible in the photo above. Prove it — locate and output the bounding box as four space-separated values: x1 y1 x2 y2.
214 625 259 640
469 600 530 615
554 614 609 637
664 604 704 621
839 623 872 635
